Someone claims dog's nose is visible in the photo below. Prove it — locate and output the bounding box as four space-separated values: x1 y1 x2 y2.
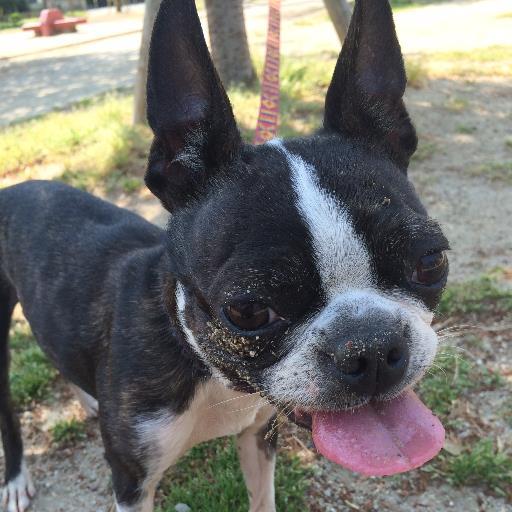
332 326 409 397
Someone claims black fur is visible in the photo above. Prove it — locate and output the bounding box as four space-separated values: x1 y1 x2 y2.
0 279 23 484
0 181 209 502
323 0 418 171
145 0 241 212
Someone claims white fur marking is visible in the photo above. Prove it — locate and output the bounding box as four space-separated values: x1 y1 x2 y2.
175 282 230 384
263 287 438 408
1 461 35 512
271 140 373 297
115 501 153 512
175 282 202 356
134 380 273 503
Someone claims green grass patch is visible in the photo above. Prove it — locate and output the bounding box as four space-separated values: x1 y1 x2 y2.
455 124 477 135
418 346 503 417
437 272 512 318
412 139 438 162
9 322 57 406
418 348 473 416
445 439 512 495
405 58 429 88
0 93 150 193
51 418 87 444
157 438 311 512
425 45 512 78
0 12 24 30
443 96 469 113
390 0 446 10
469 161 512 183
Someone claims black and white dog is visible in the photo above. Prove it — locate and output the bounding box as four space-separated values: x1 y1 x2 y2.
0 0 448 510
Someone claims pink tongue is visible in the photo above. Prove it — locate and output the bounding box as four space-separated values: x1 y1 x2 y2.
312 390 445 476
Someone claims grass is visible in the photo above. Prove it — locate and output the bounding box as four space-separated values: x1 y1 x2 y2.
424 45 512 78
443 96 469 113
444 439 512 496
51 418 87 444
405 58 429 88
437 272 512 318
412 139 438 162
0 93 151 193
455 124 477 135
418 345 503 417
9 322 57 406
469 161 512 183
157 438 311 512
0 12 25 30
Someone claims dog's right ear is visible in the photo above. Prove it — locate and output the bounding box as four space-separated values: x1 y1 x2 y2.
145 0 241 211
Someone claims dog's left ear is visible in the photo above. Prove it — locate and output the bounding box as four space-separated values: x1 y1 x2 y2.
324 0 417 172
145 0 241 211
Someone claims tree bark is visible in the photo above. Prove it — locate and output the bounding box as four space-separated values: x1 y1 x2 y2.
205 0 256 87
323 0 352 43
132 0 162 125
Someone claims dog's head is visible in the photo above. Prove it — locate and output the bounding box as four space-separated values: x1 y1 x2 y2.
146 0 449 475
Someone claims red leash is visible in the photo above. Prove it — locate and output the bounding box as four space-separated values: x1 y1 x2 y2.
253 0 281 145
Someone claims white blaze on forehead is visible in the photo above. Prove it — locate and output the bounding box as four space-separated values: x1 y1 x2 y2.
269 139 374 297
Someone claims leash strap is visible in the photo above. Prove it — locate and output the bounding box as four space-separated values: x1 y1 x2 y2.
253 0 281 145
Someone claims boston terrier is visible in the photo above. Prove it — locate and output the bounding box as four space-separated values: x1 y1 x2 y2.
0 0 449 510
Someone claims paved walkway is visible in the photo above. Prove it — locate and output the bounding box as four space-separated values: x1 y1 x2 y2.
1 33 141 125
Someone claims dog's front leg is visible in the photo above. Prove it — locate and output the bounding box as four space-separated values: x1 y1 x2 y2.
103 440 158 512
100 415 162 512
237 408 277 512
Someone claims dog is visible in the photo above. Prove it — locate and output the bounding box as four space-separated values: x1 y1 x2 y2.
0 0 449 510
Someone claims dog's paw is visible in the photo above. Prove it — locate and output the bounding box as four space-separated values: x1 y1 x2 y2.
1 463 35 512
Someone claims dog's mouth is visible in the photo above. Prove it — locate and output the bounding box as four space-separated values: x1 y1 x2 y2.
290 390 444 477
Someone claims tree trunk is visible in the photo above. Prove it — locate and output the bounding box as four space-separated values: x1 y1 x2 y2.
323 0 352 43
205 0 256 88
114 0 122 13
132 0 162 125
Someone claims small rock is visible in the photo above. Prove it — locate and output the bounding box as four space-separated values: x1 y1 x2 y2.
175 504 191 512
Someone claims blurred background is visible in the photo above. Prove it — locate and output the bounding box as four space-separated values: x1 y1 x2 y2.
0 0 511 510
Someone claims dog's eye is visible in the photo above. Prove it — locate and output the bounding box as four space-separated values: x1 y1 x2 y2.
225 302 277 331
411 251 448 286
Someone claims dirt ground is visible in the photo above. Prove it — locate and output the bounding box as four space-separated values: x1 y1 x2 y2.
1 0 511 511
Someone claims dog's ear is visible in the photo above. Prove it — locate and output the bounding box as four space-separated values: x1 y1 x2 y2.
145 0 241 211
323 0 417 172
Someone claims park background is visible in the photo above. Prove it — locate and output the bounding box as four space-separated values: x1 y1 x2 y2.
0 0 511 510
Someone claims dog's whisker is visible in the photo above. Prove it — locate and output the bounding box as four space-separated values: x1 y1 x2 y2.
429 362 448 378
208 390 262 409
230 399 267 414
435 325 478 338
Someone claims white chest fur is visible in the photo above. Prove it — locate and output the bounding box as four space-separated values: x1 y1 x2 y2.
136 379 273 480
